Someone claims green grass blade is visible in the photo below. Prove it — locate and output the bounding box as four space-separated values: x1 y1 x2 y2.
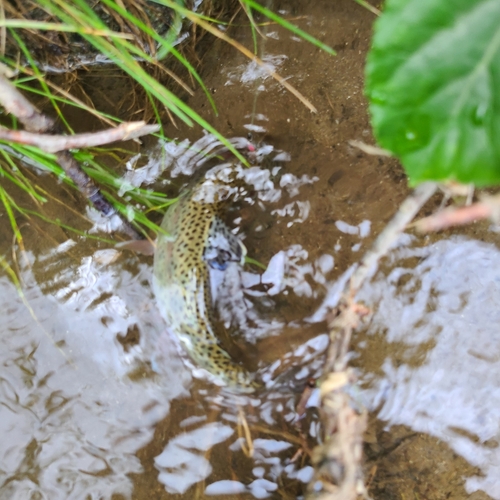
146 90 165 138
0 254 23 289
0 185 24 247
9 29 74 133
241 0 336 55
97 0 218 114
155 0 183 59
7 143 64 177
0 19 135 38
169 45 218 115
240 1 259 54
0 150 47 203
352 0 381 16
13 82 122 123
244 255 266 270
19 207 117 243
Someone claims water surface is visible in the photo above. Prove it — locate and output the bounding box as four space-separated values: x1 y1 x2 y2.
1 0 499 499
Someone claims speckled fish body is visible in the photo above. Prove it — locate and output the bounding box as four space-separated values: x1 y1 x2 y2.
153 174 260 393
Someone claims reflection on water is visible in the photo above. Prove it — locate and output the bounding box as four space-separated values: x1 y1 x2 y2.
224 54 287 89
0 246 328 498
356 236 500 499
4 126 500 499
0 258 188 499
155 422 234 494
0 135 334 499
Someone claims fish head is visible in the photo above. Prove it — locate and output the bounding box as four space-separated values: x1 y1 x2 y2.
203 216 247 270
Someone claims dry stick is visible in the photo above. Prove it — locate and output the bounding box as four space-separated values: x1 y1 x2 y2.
0 121 160 153
0 73 143 239
413 193 500 233
307 182 437 500
348 140 391 157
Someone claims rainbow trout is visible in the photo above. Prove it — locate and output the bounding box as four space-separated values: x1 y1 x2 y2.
152 168 260 393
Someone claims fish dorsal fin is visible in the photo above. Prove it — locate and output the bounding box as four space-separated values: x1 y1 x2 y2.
203 216 246 271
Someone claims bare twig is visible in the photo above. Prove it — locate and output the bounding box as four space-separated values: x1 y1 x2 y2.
306 302 369 500
237 406 254 457
296 378 317 420
0 73 55 130
0 122 160 152
307 182 437 500
0 73 145 239
413 193 500 233
0 1 6 57
348 140 391 157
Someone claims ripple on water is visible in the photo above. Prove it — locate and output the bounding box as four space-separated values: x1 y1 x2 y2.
0 258 189 499
356 236 500 499
0 135 338 499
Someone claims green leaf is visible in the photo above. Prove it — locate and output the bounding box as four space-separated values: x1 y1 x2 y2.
366 0 500 186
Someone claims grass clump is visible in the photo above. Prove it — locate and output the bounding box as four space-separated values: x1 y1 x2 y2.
0 0 334 246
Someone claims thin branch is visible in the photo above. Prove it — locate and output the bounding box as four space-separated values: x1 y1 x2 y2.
413 193 500 232
348 140 391 157
0 72 142 239
307 182 437 500
0 72 55 131
0 122 160 152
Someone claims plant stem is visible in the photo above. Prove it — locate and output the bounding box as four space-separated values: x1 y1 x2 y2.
0 72 142 239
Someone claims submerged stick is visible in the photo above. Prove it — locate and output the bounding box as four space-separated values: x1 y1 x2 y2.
0 73 142 239
307 182 437 500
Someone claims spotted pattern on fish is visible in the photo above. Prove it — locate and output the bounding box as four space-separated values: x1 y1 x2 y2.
153 171 260 393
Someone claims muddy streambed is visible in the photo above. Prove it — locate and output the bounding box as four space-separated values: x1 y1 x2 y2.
1 1 500 499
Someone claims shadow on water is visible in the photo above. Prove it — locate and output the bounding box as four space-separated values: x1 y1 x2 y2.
1 0 500 499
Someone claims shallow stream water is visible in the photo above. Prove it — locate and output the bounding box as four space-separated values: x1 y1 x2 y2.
1 1 500 499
